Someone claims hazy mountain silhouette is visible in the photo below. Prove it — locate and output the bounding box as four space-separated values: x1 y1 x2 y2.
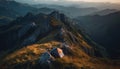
90 9 118 16
0 0 35 15
33 4 99 18
75 11 120 59
0 0 56 25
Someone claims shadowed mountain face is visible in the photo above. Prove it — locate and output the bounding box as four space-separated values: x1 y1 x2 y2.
0 0 56 25
0 13 51 50
75 11 120 59
0 0 34 25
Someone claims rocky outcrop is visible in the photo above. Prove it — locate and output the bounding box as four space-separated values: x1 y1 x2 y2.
50 48 64 58
39 48 64 65
39 52 55 64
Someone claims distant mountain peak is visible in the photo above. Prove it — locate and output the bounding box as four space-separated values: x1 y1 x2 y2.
50 11 59 15
49 11 61 19
24 12 34 18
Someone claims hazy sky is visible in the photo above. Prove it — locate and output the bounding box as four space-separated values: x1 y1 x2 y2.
15 0 120 4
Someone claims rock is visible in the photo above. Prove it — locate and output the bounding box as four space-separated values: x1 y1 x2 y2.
39 52 54 64
61 43 74 55
50 48 64 58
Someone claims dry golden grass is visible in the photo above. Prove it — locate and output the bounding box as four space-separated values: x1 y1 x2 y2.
51 44 120 69
1 41 120 69
2 41 61 65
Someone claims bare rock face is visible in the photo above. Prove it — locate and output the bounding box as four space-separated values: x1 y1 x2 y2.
18 22 36 38
21 28 41 46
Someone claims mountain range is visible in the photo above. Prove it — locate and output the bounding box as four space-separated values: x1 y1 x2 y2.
75 11 120 59
1 10 119 69
0 0 120 69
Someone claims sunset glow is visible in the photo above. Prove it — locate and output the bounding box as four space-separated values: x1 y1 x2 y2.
15 0 120 4
66 0 120 3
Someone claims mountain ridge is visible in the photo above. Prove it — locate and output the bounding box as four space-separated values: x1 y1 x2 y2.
0 0 120 69
0 11 118 69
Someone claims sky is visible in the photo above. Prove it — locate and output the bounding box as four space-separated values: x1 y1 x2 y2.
15 0 120 4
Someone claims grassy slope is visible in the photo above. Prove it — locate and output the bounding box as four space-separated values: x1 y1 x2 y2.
0 35 120 69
